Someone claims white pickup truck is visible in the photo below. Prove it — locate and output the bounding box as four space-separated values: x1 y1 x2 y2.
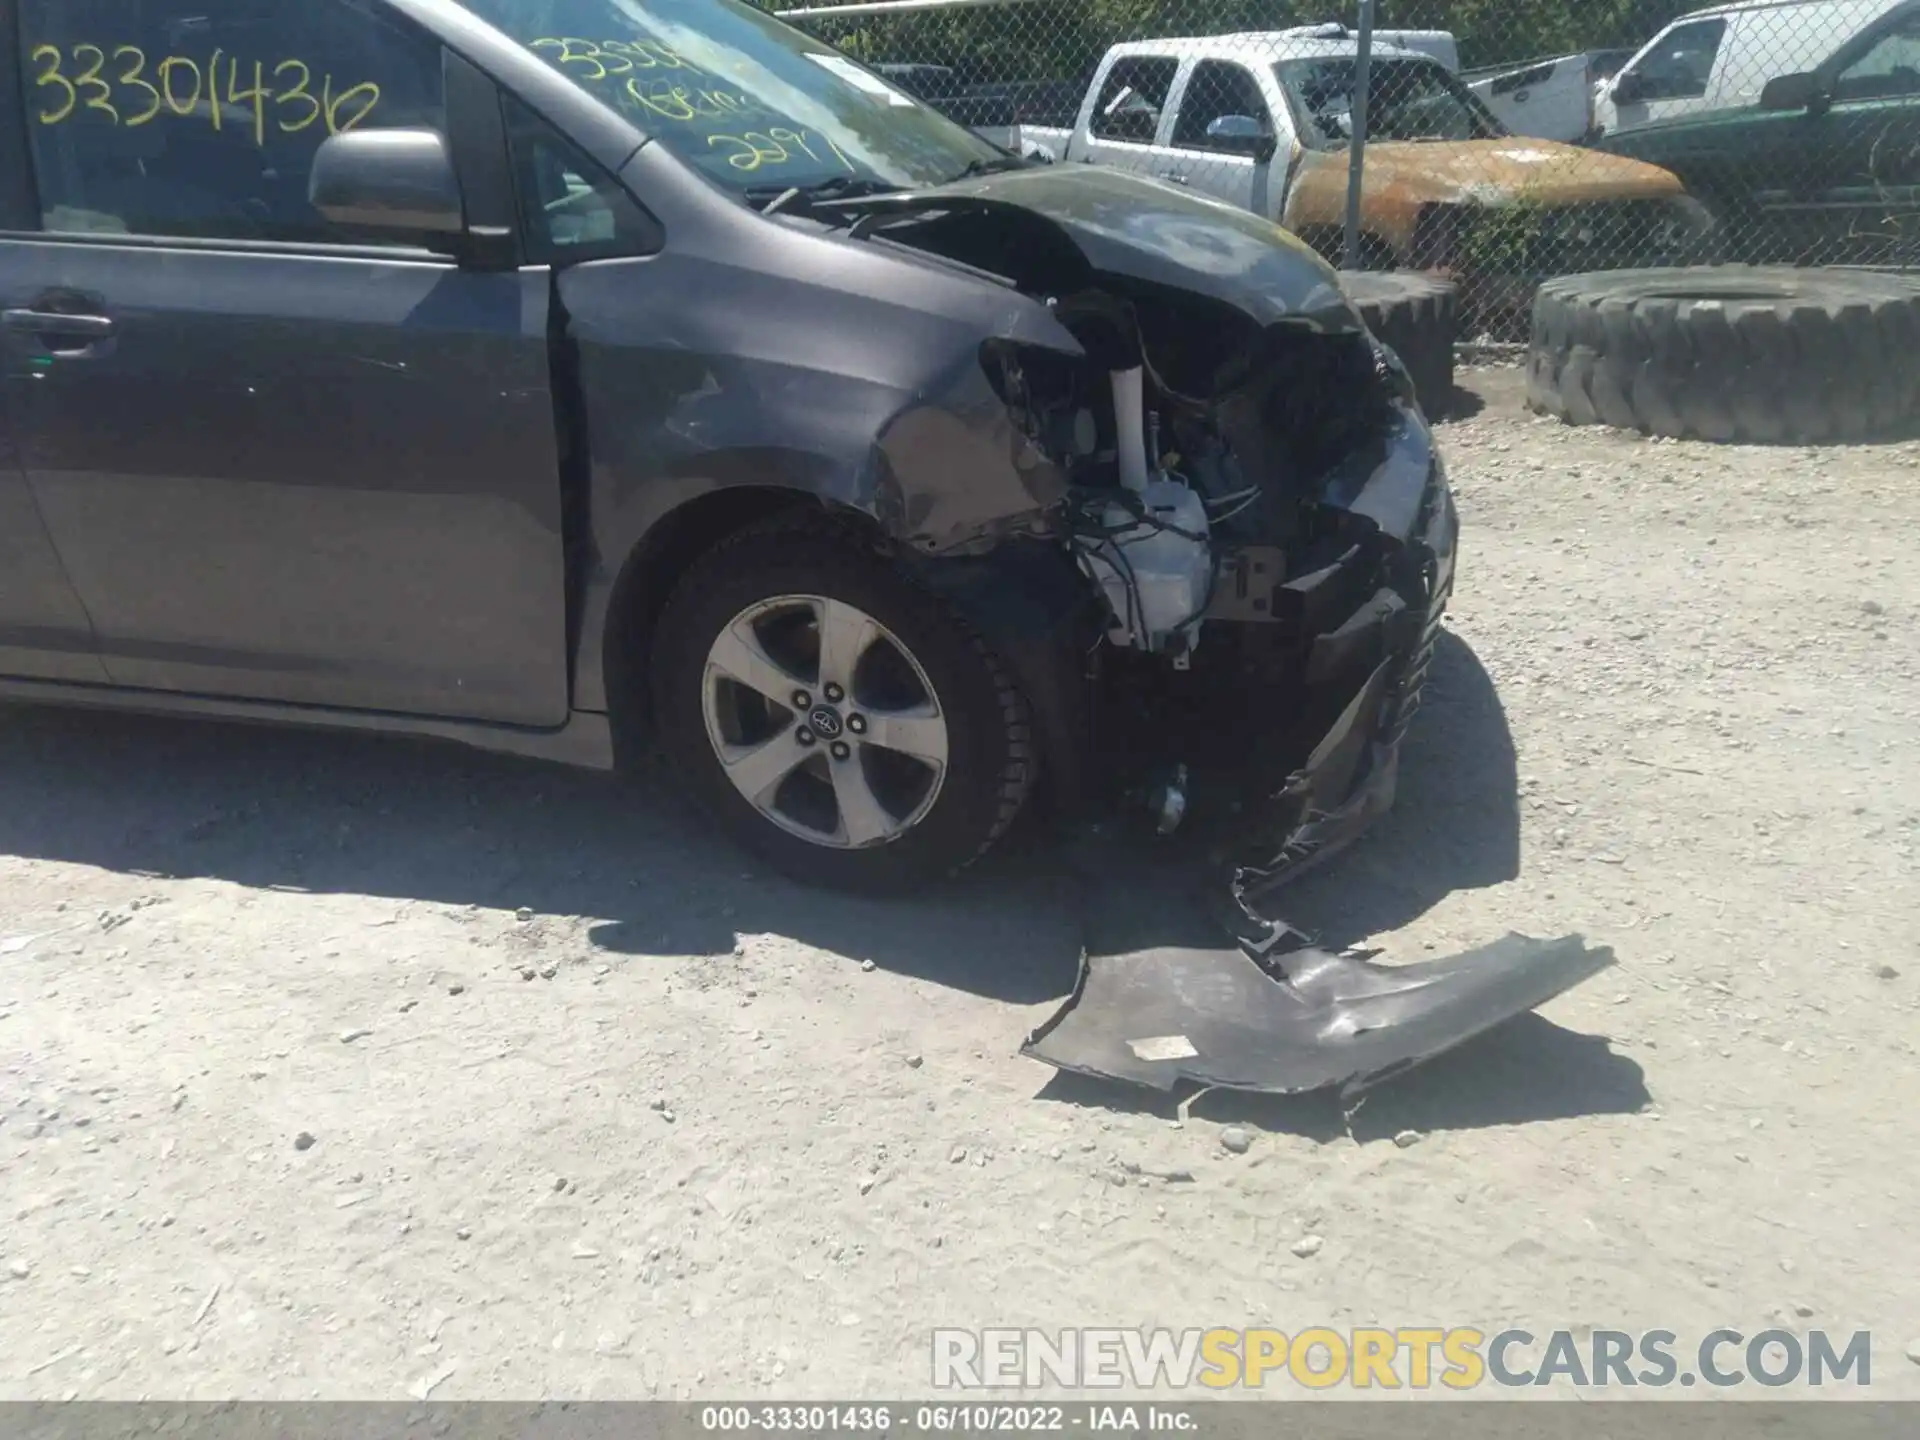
1463 49 1634 142
1016 29 1707 296
1025 28 1618 153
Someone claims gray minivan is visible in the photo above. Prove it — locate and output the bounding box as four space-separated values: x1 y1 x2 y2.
0 0 1457 896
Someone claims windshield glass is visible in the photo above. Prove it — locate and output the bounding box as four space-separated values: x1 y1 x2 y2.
453 0 1002 194
1277 56 1507 146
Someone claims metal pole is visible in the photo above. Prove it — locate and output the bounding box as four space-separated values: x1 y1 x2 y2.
1341 0 1375 270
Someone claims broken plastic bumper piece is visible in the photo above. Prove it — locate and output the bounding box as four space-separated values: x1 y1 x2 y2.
1025 443 1614 1098
1027 658 1613 1094
1026 649 1613 1098
1222 417 1458 907
1028 654 1614 1098
1026 670 1613 1099
1023 925 1615 1099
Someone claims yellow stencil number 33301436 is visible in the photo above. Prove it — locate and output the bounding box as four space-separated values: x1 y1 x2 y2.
29 41 382 141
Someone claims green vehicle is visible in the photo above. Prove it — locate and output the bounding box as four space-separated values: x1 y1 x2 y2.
1596 0 1920 264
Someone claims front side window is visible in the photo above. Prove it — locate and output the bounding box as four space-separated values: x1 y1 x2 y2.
451 0 1001 198
16 0 444 242
1088 56 1179 143
1833 13 1920 101
505 95 657 259
1625 18 1728 102
1278 57 1505 148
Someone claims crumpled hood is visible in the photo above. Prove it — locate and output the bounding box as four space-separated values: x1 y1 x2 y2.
840 164 1365 332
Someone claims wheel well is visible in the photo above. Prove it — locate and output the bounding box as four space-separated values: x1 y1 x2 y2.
602 486 815 762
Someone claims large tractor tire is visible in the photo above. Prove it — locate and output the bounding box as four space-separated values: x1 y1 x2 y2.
1340 271 1459 420
1527 266 1920 444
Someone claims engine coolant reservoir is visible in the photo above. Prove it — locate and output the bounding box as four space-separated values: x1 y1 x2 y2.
1085 477 1213 653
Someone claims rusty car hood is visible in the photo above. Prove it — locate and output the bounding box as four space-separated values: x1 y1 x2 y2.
837 163 1365 332
1285 138 1689 250
1339 138 1685 204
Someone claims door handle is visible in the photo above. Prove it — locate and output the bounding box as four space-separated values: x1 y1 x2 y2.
4 310 114 337
3 308 115 355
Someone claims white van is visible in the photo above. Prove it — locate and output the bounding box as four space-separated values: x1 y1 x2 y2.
1594 0 1903 133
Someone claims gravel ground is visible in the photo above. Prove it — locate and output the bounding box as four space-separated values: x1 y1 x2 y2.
2 370 1918 1401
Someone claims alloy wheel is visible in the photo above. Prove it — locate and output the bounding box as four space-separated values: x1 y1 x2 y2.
700 594 950 849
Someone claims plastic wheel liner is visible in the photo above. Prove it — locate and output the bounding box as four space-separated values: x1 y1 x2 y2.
1022 403 1615 1100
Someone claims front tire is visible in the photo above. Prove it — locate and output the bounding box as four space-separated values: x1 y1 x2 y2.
650 519 1034 893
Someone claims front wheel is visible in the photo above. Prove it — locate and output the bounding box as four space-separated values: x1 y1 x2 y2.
650 520 1035 893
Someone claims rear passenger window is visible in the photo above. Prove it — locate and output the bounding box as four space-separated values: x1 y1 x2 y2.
1172 60 1272 150
1090 57 1179 143
17 0 445 243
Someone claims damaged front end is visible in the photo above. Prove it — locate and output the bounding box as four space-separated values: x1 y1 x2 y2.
847 168 1611 1096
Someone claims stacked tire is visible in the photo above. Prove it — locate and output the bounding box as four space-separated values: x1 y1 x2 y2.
1339 271 1459 420
1527 266 1920 444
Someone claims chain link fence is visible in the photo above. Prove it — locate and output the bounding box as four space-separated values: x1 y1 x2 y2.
766 0 1920 334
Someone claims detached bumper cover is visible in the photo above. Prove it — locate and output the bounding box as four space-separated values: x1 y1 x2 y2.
1022 931 1615 1098
1025 406 1615 1097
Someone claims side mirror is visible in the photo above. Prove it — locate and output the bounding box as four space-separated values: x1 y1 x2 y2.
309 128 465 237
1609 70 1646 105
1760 71 1827 111
1206 113 1278 161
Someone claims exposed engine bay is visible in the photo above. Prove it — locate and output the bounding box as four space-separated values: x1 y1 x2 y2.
821 170 1613 1096
854 186 1441 880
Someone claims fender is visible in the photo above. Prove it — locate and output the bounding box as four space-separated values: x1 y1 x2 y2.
560 144 1087 713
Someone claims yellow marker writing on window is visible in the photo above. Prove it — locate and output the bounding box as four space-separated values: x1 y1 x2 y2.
274 58 321 133
532 37 700 78
23 42 382 143
72 44 120 123
115 46 162 127
159 55 202 117
31 44 77 124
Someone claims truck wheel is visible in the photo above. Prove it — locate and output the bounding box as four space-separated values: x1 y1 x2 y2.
650 519 1034 893
1339 271 1459 419
1527 266 1920 443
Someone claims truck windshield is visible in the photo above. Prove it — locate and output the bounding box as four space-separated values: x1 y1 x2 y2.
454 0 1003 194
1277 56 1507 146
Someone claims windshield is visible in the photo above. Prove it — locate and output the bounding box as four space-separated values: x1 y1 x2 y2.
453 0 1002 194
1277 56 1507 146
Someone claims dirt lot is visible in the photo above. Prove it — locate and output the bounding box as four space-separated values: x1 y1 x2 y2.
3 372 1918 1401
